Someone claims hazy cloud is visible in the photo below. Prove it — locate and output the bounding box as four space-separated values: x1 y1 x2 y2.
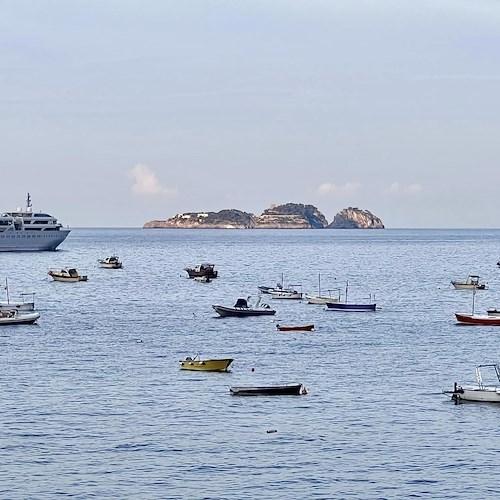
388 182 422 194
128 163 177 197
317 182 361 195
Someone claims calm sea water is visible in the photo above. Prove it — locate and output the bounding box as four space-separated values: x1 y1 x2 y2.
2 228 500 499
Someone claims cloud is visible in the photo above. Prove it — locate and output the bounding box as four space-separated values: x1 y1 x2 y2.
317 182 361 195
388 182 422 194
128 163 177 197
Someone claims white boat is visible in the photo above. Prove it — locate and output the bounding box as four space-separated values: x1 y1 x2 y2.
0 310 40 325
194 275 212 283
48 268 88 282
305 274 340 304
486 308 500 316
259 274 303 300
443 364 500 403
0 193 70 252
98 255 122 269
0 278 35 312
451 275 487 290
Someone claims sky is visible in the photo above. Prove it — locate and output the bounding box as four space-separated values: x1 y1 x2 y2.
1 0 500 228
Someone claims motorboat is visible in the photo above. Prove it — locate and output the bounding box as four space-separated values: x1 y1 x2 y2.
179 355 233 372
212 296 276 317
305 274 341 304
48 268 88 282
325 282 376 311
455 313 500 325
0 193 70 252
98 255 122 269
443 365 500 403
258 274 302 299
451 275 487 290
487 308 500 316
230 384 306 396
276 324 315 332
0 278 35 312
0 310 40 325
185 263 218 279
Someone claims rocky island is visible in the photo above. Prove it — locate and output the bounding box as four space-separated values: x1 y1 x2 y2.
143 204 384 229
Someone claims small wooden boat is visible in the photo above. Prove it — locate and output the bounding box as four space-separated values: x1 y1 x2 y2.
455 313 500 325
451 275 487 290
185 263 218 279
0 310 40 325
305 274 340 304
98 255 122 269
179 356 233 372
443 365 500 403
229 384 305 396
276 324 315 332
325 282 376 311
48 268 88 282
0 278 35 312
259 274 302 299
212 296 276 317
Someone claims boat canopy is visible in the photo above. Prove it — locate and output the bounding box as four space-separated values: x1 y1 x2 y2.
234 298 248 308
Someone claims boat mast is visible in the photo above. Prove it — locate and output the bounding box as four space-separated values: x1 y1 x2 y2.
5 277 10 304
26 193 32 212
345 281 348 304
472 287 476 315
318 273 321 297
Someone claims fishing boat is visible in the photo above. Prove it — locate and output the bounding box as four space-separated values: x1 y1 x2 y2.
0 278 35 312
97 255 122 269
443 365 500 403
325 282 376 311
455 289 499 324
305 274 340 304
212 296 276 317
0 310 40 325
184 263 218 279
451 275 487 290
48 268 88 282
259 274 303 299
229 384 306 396
0 193 70 251
179 355 233 372
487 308 500 316
276 324 315 332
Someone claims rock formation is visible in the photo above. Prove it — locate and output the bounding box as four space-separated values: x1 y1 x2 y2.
143 209 255 229
253 203 328 229
327 207 384 229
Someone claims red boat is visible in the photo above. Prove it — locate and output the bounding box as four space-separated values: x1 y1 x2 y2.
455 313 500 325
276 324 315 332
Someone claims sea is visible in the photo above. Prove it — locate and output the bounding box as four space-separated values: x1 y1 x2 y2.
2 228 500 499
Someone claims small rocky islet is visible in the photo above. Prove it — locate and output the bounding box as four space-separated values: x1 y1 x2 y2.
143 203 384 229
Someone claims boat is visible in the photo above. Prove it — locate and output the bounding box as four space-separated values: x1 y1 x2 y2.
184 263 218 279
487 308 500 316
0 193 70 251
443 365 500 403
229 384 305 396
179 355 233 372
48 268 88 282
0 310 40 325
455 313 500 325
325 282 376 311
258 274 303 299
0 278 35 312
305 274 340 304
276 324 315 332
212 296 276 317
451 275 487 290
97 255 122 269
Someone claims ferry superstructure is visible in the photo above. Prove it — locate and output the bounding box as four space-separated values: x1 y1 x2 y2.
0 193 70 251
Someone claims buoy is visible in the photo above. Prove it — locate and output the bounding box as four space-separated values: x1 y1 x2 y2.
301 386 308 395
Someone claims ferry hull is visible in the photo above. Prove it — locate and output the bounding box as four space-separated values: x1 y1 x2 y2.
0 230 70 252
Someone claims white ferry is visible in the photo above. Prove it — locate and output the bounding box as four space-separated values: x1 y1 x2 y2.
0 193 70 251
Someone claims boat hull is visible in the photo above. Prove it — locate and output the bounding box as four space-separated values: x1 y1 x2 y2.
0 229 70 252
269 291 303 299
180 358 233 372
0 311 40 325
452 283 487 290
212 304 276 317
444 386 500 403
326 302 376 312
276 324 315 332
455 313 500 325
98 262 122 269
305 295 339 305
230 384 303 396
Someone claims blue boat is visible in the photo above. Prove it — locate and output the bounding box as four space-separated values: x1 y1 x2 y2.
325 282 376 312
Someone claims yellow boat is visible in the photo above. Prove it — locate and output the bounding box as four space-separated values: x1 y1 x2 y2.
179 356 233 372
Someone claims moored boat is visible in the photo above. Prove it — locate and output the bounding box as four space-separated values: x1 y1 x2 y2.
48 268 88 282
229 384 305 396
185 263 218 279
276 324 315 332
455 313 500 325
0 193 70 252
0 310 40 325
212 296 276 317
325 282 376 311
305 274 340 304
98 255 122 269
443 365 500 403
179 356 233 372
0 278 35 312
451 275 487 290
